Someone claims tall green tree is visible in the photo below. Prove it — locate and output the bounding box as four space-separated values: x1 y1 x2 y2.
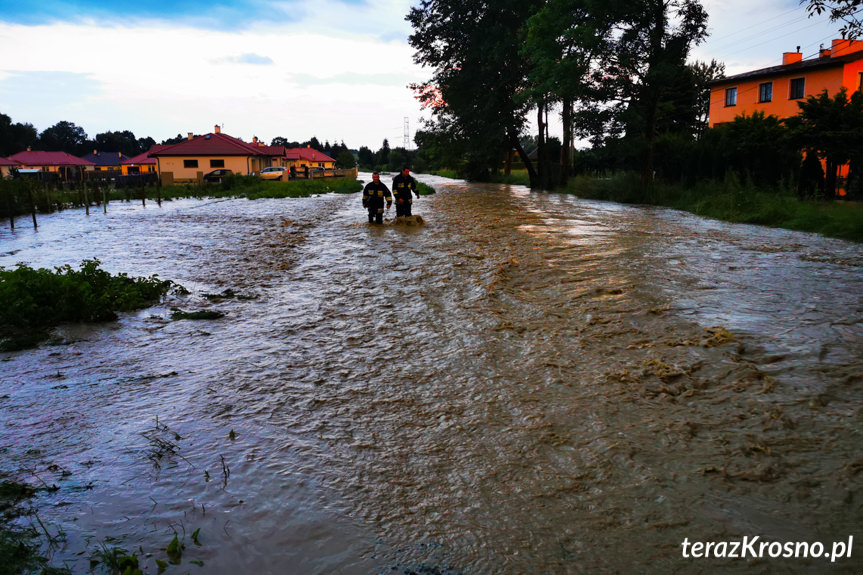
787 88 863 199
0 113 38 156
614 0 709 186
522 0 625 187
805 0 863 39
94 130 140 156
39 121 88 154
408 0 542 184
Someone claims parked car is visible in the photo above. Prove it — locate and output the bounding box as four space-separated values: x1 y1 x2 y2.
259 166 288 181
203 169 232 183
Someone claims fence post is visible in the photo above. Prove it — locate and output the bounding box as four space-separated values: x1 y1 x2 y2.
27 183 37 229
4 184 13 230
84 182 90 216
102 185 107 214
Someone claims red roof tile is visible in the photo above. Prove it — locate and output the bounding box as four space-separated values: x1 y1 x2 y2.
10 150 96 166
0 157 20 166
122 145 171 165
284 148 336 163
153 132 280 157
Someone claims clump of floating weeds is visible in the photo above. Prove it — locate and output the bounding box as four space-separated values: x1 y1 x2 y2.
169 308 225 321
141 417 194 471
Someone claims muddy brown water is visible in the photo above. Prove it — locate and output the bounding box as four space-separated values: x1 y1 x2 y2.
1 174 861 574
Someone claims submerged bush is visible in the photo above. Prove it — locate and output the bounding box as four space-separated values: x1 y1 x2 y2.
0 259 173 345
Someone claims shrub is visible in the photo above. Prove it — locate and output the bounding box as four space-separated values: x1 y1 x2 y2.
0 259 173 343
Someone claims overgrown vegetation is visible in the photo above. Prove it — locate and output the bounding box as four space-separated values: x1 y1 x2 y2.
0 476 71 574
0 175 364 220
0 259 174 350
565 174 863 243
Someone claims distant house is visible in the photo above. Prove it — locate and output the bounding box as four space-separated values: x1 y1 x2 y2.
283 147 336 171
121 145 170 175
81 150 129 172
8 149 96 181
151 126 282 183
0 157 20 178
709 38 863 127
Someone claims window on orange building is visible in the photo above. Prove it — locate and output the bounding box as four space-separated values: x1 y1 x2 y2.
183 159 198 168
790 77 805 99
759 82 773 103
725 87 737 106
210 159 225 168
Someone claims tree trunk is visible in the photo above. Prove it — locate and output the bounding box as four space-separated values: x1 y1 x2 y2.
536 103 549 189
510 131 537 186
560 96 573 186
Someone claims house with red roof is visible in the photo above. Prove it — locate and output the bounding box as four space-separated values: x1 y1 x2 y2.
81 150 129 172
283 147 336 171
151 126 282 183
121 145 170 175
9 149 95 181
0 157 20 179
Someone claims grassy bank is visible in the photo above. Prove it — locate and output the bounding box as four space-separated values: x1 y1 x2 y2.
0 176 365 219
0 259 175 351
562 174 863 243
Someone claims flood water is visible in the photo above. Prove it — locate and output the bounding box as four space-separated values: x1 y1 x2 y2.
1 174 862 574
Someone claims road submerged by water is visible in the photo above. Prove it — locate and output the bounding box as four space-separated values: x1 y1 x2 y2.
1 174 862 574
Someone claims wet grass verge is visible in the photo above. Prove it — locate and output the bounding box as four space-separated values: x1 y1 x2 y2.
154 175 362 201
0 259 176 351
0 475 71 574
564 174 863 243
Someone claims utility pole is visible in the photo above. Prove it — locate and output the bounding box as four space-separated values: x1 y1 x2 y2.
404 117 410 150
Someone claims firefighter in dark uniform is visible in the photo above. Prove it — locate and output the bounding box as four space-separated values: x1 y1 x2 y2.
392 167 420 217
362 172 392 224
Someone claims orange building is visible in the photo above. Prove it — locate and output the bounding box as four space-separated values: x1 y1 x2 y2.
709 39 863 127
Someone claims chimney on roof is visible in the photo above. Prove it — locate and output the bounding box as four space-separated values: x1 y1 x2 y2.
215 125 221 134
188 132 194 141
27 147 31 152
783 50 803 65
118 152 122 158
93 149 98 155
820 44 831 58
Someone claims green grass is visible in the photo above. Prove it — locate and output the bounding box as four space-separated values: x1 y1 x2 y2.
0 259 175 349
487 169 532 186
563 174 863 243
0 476 71 575
0 176 365 218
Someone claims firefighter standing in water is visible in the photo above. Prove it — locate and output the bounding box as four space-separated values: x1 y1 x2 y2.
392 167 420 217
362 172 392 224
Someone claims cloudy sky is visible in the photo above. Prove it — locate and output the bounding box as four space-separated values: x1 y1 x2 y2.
0 0 845 151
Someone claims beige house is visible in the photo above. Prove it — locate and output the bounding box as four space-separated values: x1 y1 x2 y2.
152 126 281 183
